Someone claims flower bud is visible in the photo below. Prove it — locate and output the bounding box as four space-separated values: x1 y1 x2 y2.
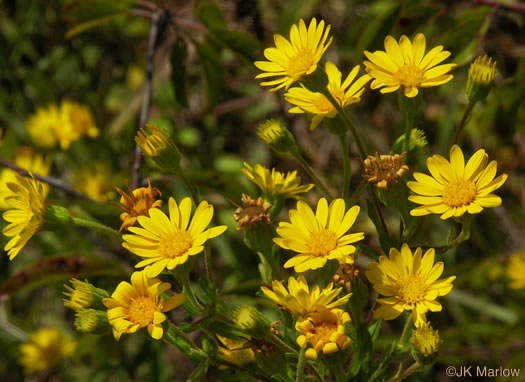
411 321 440 364
63 279 109 311
74 309 110 334
135 125 182 173
257 119 297 156
467 55 496 102
233 305 271 338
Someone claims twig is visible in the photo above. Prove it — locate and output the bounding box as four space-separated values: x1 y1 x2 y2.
131 10 160 189
474 0 525 13
388 362 421 382
0 158 101 204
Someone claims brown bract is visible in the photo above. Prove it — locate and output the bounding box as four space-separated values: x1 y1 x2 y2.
114 179 162 231
234 194 271 230
361 153 409 189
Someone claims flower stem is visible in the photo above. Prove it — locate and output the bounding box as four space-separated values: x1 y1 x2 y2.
403 109 415 162
350 179 369 206
453 100 477 145
295 348 306 382
164 322 208 360
71 217 120 238
291 150 334 201
388 362 422 382
336 131 352 202
174 269 206 313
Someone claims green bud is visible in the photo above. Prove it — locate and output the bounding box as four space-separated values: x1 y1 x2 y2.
63 278 110 311
466 55 496 102
135 124 182 173
257 119 297 156
74 309 110 334
233 305 271 339
392 129 427 154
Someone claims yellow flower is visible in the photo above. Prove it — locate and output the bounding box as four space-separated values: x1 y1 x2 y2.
261 275 351 317
365 244 456 326
296 307 352 360
285 62 371 130
255 18 333 91
122 197 227 278
18 328 76 375
407 145 507 219
467 55 496 102
135 125 170 157
242 163 313 201
411 321 440 356
274 198 364 272
364 33 455 98
2 175 46 260
114 179 163 231
217 335 256 367
507 251 525 289
26 101 98 150
102 271 186 340
71 163 116 202
0 147 52 210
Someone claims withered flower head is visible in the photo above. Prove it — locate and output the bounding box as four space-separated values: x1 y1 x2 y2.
234 194 271 230
332 258 359 293
114 179 163 231
361 153 409 189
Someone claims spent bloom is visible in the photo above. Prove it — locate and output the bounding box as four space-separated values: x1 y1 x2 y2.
122 197 227 278
103 271 186 340
506 251 525 289
0 147 52 210
364 33 455 98
411 321 440 356
274 198 364 272
467 55 496 102
296 307 352 360
366 244 456 326
255 18 333 91
285 62 371 130
18 328 76 375
242 163 313 202
361 153 409 190
261 275 351 318
408 145 507 219
2 175 47 260
114 179 163 231
234 194 271 230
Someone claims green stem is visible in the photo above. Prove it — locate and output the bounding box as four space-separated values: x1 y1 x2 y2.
337 131 352 202
398 313 413 348
175 270 206 313
71 217 120 238
291 150 334 201
403 110 415 162
369 187 390 239
453 100 477 145
296 348 306 382
388 362 422 382
164 322 207 359
349 179 369 206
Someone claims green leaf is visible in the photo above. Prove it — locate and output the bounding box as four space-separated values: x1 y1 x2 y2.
348 322 373 377
170 37 189 107
196 40 225 111
348 278 369 326
357 3 401 54
212 28 259 61
366 199 397 253
195 1 227 29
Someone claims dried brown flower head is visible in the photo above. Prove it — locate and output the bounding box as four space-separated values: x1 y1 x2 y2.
114 179 162 231
361 153 409 189
332 259 359 293
234 194 271 230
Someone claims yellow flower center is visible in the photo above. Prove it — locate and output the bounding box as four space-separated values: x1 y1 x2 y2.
313 94 335 113
396 276 428 304
159 231 193 258
131 199 149 217
442 179 477 207
308 229 338 256
128 296 157 324
394 65 425 88
287 50 316 79
312 321 338 343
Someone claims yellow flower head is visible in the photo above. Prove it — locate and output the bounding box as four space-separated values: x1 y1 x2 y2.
2 175 46 260
255 18 333 91
365 244 456 326
261 275 351 318
242 163 313 202
364 33 456 98
63 279 95 311
274 198 364 273
71 163 116 202
122 197 227 278
0 147 52 210
407 145 507 220
114 179 163 231
257 119 297 155
285 62 371 130
296 307 352 360
467 55 496 102
217 335 256 367
26 101 98 150
507 251 525 289
18 328 76 375
102 271 187 340
411 321 440 356
135 125 170 157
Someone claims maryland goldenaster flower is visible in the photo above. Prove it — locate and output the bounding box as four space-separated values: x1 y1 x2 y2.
296 307 352 360
365 244 456 325
261 275 351 317
18 328 76 375
103 271 186 340
506 251 525 289
2 175 47 260
114 179 163 231
0 147 52 209
364 33 455 97
255 18 333 91
274 198 364 272
122 197 227 277
285 62 371 130
242 163 313 202
408 145 507 219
